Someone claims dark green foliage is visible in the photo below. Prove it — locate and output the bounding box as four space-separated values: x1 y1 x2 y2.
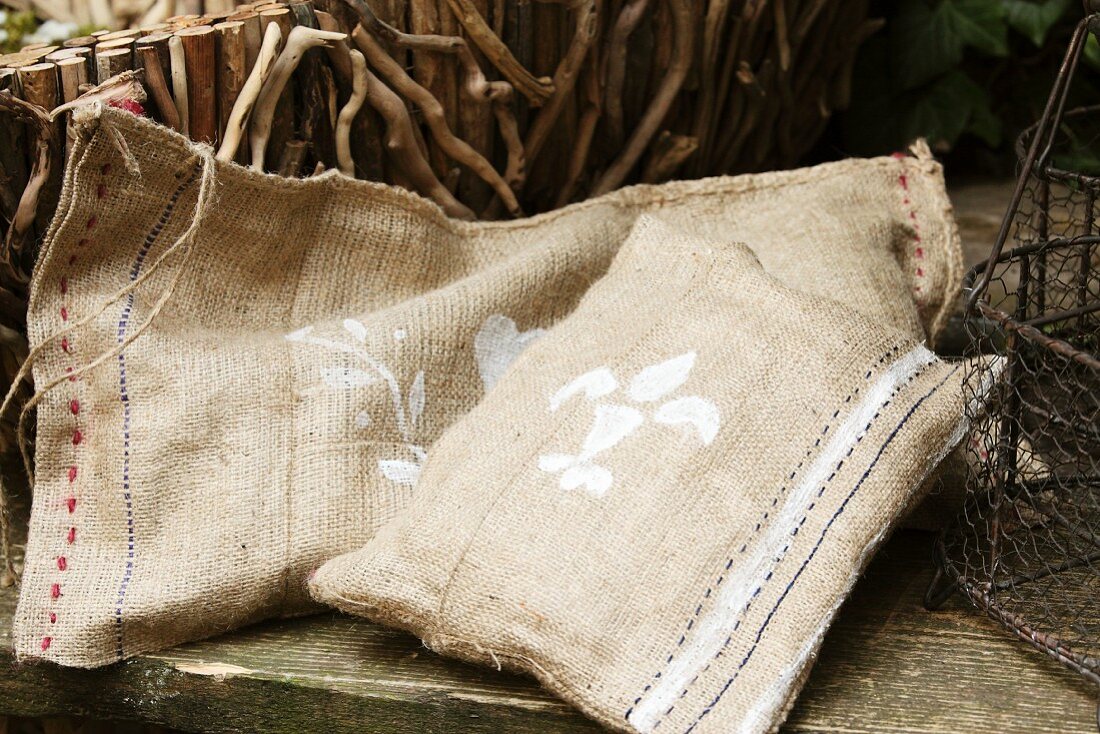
841 0 1097 164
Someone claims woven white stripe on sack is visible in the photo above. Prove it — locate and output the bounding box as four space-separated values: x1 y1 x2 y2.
627 344 936 733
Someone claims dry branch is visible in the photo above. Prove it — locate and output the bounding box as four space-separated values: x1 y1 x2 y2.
338 0 526 212
593 0 691 196
521 0 598 173
16 62 57 110
0 93 52 273
349 22 523 216
360 60 474 219
137 42 182 130
335 46 366 175
641 130 697 183
49 70 147 119
96 47 133 84
177 26 217 143
218 20 282 162
556 47 599 208
55 56 87 104
169 33 190 134
602 0 648 145
214 20 247 144
250 25 345 170
443 0 553 106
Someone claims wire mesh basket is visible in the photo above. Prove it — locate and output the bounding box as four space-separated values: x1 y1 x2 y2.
924 14 1100 693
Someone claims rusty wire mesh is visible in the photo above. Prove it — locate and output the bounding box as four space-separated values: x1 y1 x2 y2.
930 17 1100 688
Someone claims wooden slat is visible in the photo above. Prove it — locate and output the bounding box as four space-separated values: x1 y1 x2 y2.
785 537 1098 733
0 530 1094 732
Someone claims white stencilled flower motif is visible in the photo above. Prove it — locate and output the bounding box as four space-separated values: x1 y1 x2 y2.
286 319 426 487
628 352 696 402
654 395 721 444
474 314 546 392
538 352 720 497
549 367 618 411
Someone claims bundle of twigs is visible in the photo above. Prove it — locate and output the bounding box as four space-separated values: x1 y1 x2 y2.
1 0 879 217
0 0 878 461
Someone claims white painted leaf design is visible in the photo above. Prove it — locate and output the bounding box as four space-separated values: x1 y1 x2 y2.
538 453 577 473
549 367 618 412
379 459 421 486
321 367 379 389
343 318 368 343
409 371 425 428
654 396 721 445
285 326 312 342
560 464 613 497
474 314 546 392
578 404 644 460
628 352 697 402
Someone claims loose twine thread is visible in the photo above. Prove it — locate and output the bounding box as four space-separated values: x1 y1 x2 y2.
0 131 219 583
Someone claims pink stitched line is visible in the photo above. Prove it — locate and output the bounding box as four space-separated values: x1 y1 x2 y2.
43 162 111 653
892 153 925 297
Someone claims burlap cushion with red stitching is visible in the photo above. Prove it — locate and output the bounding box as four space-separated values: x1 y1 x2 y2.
15 108 960 667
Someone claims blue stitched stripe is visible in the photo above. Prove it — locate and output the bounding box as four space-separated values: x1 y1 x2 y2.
624 347 903 724
112 171 197 661
643 357 935 730
682 366 958 733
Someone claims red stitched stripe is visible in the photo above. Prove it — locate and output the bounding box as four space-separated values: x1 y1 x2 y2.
45 173 108 654
896 162 925 296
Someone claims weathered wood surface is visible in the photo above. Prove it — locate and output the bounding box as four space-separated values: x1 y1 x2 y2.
0 529 1095 733
951 178 1013 265
2 178 1095 733
785 535 1098 733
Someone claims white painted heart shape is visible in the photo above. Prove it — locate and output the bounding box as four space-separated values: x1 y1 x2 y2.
474 314 546 392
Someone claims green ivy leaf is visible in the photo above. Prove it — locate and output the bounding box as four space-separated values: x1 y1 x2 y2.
1002 0 1073 47
1085 33 1100 70
893 0 965 89
892 0 1008 89
902 69 999 149
966 91 1003 147
902 71 977 146
949 0 1010 57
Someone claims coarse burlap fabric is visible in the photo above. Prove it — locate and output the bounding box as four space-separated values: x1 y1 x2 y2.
310 215 978 734
15 107 960 667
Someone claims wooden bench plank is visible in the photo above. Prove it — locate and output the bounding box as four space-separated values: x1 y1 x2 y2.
1 530 1095 732
786 538 1098 733
0 567 596 732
